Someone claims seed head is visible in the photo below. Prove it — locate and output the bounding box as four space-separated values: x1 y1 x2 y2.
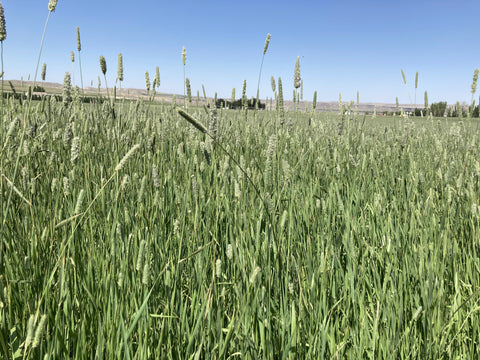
215 259 222 278
154 66 160 88
115 144 140 172
249 266 261 284
152 164 160 188
294 56 301 89
0 2 6 42
186 78 192 103
70 136 80 163
74 189 85 214
471 68 479 95
117 53 123 82
99 55 107 76
424 91 428 109
48 0 58 12
278 77 284 125
177 108 208 133
263 33 271 55
401 69 407 84
63 176 70 196
32 314 47 348
142 262 150 285
271 76 276 93
182 46 186 66
76 26 81 51
415 71 418 89
313 91 317 110
70 51 74 62
25 315 35 350
136 240 146 271
242 79 247 105
144 70 150 94
226 244 233 260
63 72 72 104
41 63 47 81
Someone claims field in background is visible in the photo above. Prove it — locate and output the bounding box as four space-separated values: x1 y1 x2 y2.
4 79 428 114
1 95 479 358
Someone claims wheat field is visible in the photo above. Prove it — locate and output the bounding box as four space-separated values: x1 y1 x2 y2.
1 1 480 359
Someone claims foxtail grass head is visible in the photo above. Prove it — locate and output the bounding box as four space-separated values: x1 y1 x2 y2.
271 76 276 93
145 70 150 94
99 56 107 75
117 53 123 82
70 51 74 62
41 63 46 81
415 71 418 89
154 66 160 87
242 79 247 103
63 72 72 104
186 78 192 103
76 27 81 51
48 0 58 12
424 91 428 109
177 108 208 133
401 69 407 84
263 33 271 55
182 46 186 66
294 56 301 89
471 68 479 95
0 2 6 42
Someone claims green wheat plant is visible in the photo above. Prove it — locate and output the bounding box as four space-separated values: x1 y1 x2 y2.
76 26 84 92
256 33 271 104
182 46 186 106
0 1 6 106
1 8 480 360
144 70 150 95
117 53 124 93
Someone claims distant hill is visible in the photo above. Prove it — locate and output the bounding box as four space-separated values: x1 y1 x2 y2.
5 79 421 113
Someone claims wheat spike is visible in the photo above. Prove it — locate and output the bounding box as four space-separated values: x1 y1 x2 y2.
0 2 6 41
182 46 186 66
115 144 141 172
32 315 47 348
76 26 81 51
41 63 47 81
294 56 301 89
263 33 271 55
117 53 123 82
99 56 107 75
48 0 58 12
177 108 208 133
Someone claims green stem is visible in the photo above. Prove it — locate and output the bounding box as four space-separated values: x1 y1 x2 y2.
32 11 52 92
256 54 265 105
1 41 4 107
78 50 84 93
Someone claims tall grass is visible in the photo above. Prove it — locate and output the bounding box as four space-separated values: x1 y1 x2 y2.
1 6 480 360
2 93 480 358
0 1 6 106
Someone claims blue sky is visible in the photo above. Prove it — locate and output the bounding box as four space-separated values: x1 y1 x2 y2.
1 0 479 104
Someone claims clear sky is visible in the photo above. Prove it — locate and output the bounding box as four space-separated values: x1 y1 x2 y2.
1 0 479 104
